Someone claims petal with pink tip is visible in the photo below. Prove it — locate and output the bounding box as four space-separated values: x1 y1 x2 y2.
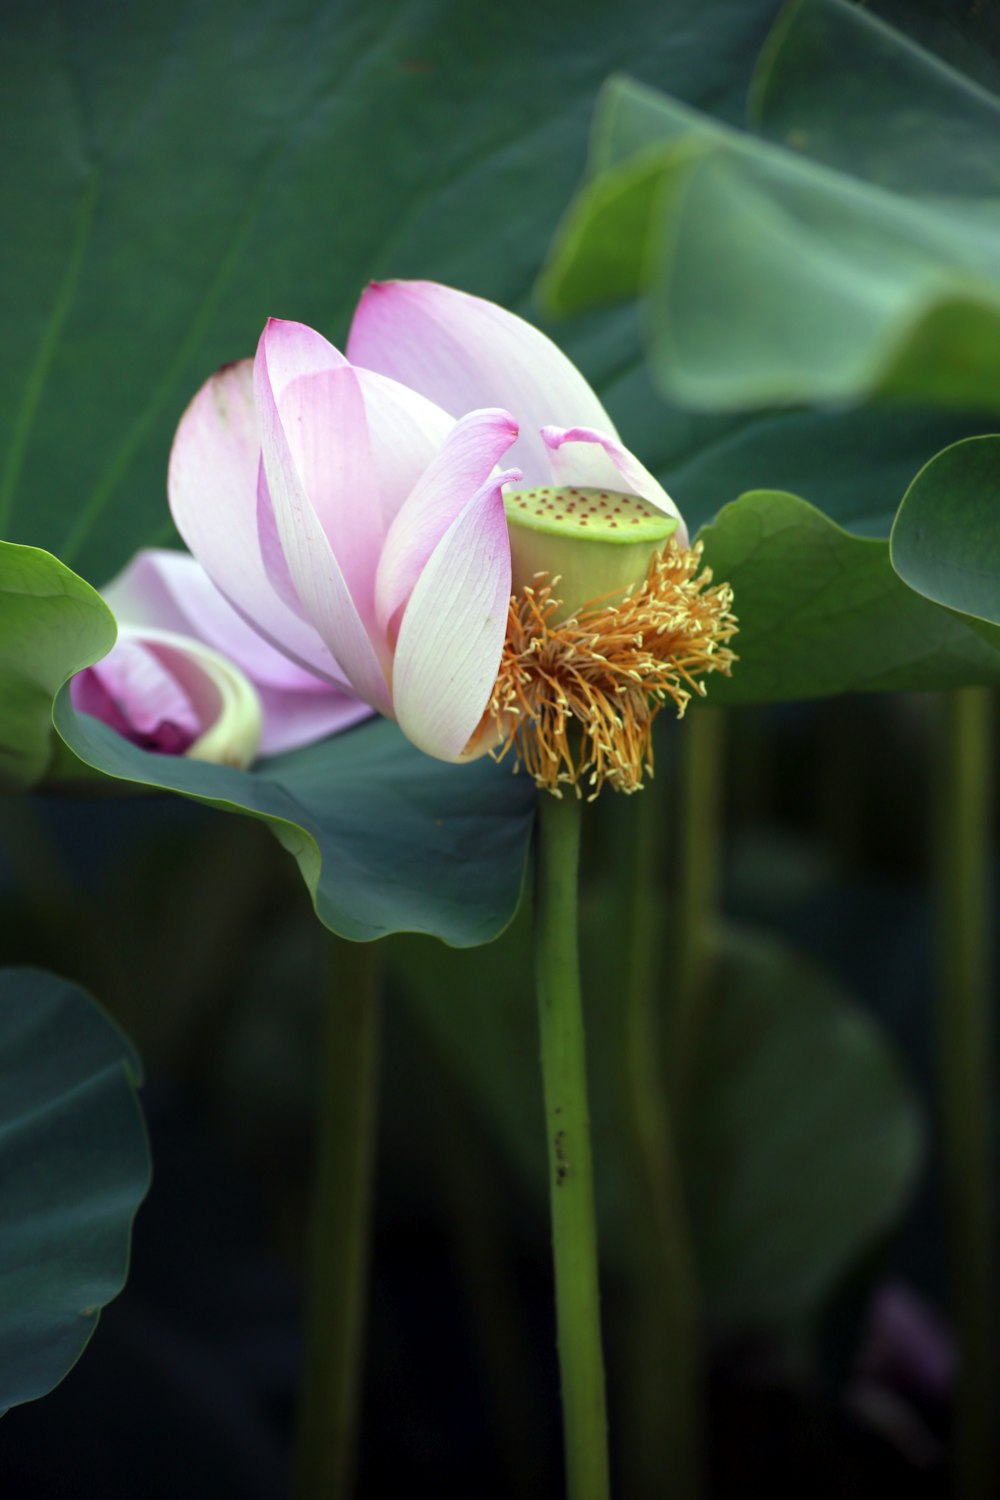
255 333 392 716
347 280 616 487
262 321 456 561
391 478 511 762
541 425 689 546
260 321 382 628
168 360 346 684
374 407 519 637
258 317 348 396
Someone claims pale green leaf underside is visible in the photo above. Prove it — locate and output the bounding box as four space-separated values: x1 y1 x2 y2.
0 543 116 789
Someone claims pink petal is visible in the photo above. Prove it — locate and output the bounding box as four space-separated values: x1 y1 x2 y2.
355 368 456 528
374 407 519 638
257 685 373 757
142 633 262 768
101 552 195 637
254 329 393 716
257 317 348 394
72 637 201 750
347 280 617 487
541 425 689 546
391 477 512 762
259 320 383 630
256 458 316 631
104 549 337 694
99 550 369 755
168 359 347 684
262 319 456 538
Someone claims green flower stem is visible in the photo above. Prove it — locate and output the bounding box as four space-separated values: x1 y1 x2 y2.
534 791 610 1500
670 706 725 1100
293 937 383 1500
619 778 703 1500
938 687 997 1500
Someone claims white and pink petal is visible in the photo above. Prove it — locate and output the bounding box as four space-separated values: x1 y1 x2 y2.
257 321 383 630
254 336 393 717
390 476 512 762
374 407 519 638
168 359 347 685
541 425 688 545
347 280 617 487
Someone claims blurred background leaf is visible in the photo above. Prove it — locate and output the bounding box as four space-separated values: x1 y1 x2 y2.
389 896 923 1328
542 0 1000 412
0 544 116 790
53 694 535 946
0 966 150 1415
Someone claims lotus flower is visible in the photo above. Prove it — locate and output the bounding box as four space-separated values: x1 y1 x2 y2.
167 282 686 764
71 550 371 766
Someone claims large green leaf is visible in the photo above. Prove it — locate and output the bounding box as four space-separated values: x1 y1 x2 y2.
2 0 785 585
541 0 1000 411
0 966 150 1414
0 543 116 790
701 489 1000 705
53 693 535 947
3 0 982 556
890 435 1000 627
6 0 996 716
391 904 922 1325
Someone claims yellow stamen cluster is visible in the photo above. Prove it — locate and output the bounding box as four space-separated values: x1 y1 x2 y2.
482 539 738 799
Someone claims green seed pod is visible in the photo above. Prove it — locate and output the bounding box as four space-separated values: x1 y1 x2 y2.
504 486 678 621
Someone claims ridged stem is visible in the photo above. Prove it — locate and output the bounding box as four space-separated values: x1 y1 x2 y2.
534 792 610 1500
670 706 725 1100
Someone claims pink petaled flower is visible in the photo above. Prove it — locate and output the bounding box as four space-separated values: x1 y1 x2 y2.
71 550 371 767
167 282 686 765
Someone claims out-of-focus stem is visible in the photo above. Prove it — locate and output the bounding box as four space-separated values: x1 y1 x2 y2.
670 706 726 1101
293 937 382 1500
938 687 997 1500
619 773 703 1500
